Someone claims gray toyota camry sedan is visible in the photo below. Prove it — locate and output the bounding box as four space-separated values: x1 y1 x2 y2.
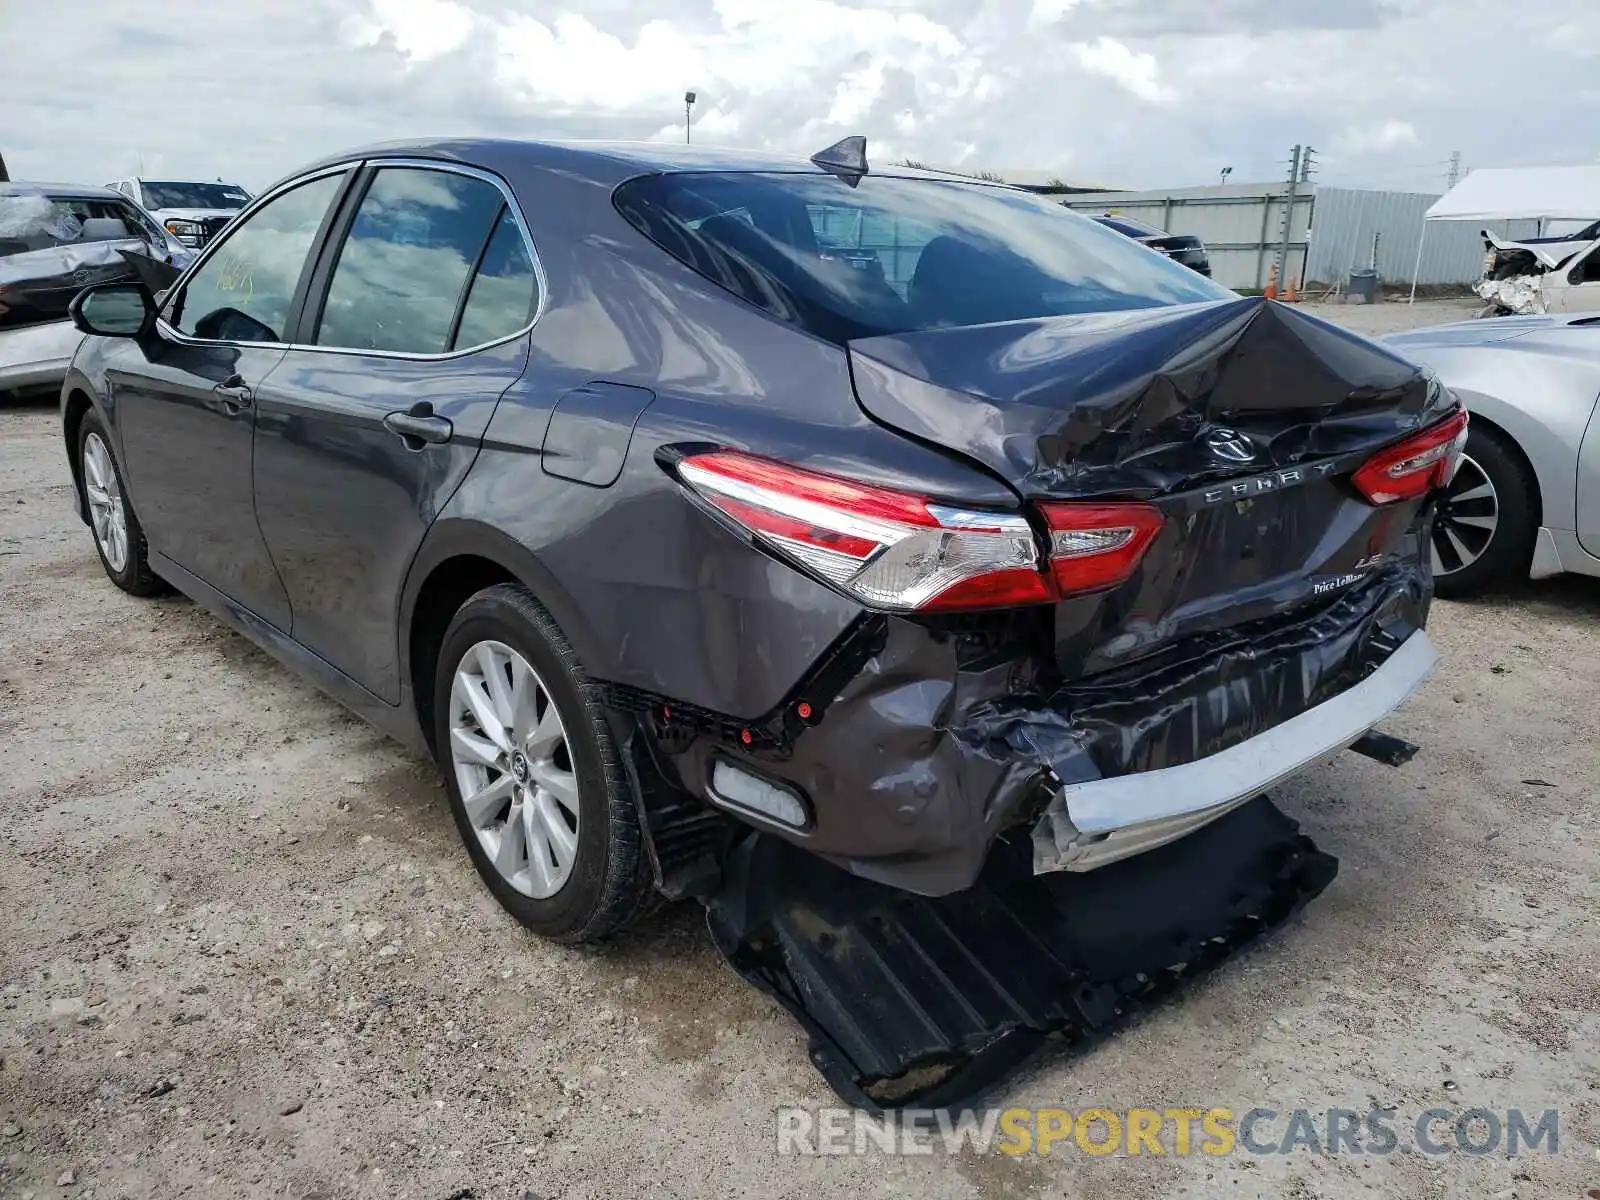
59 136 1455 954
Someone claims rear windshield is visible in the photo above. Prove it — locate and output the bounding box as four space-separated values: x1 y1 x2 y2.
613 171 1231 344
142 181 250 210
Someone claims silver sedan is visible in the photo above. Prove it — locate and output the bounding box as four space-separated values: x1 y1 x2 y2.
1383 313 1600 595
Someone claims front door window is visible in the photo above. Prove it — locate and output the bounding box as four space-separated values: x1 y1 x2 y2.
169 172 346 343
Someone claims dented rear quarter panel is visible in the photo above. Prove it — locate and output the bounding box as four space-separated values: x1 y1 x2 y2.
432 148 1019 717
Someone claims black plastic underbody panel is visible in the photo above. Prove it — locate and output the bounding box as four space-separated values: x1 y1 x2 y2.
704 795 1337 1111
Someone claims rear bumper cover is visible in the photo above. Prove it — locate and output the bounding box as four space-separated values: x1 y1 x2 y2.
1032 629 1436 872
707 794 1336 1110
659 561 1431 897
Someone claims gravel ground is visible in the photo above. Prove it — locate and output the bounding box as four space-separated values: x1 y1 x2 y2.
2 296 1597 1199
1300 296 1485 338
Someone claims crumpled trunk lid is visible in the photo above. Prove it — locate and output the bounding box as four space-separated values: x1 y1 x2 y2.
848 296 1448 676
848 296 1437 498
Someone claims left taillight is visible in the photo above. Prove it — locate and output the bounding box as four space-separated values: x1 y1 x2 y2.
675 450 1052 612
1351 408 1469 505
675 451 1166 612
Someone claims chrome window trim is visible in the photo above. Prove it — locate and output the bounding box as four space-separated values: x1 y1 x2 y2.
157 156 549 362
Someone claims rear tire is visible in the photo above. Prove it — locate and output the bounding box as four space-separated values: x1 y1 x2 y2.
77 410 165 597
433 583 654 943
1430 425 1538 598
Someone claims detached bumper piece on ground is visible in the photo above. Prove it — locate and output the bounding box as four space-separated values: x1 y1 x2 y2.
706 796 1337 1111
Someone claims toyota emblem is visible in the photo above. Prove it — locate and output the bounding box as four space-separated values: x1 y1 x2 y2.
70 269 93 286
1203 427 1256 463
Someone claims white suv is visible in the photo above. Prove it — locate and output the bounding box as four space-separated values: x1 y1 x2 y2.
105 178 252 248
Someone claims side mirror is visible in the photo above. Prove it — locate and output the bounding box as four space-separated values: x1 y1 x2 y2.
69 281 155 338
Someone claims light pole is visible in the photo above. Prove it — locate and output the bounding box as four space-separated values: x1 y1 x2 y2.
684 91 696 145
1219 166 1233 185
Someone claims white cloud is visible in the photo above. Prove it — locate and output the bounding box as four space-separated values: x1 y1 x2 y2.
1030 0 1084 25
346 0 476 62
2 0 1599 197
1333 119 1421 155
826 59 889 127
1070 37 1173 104
493 14 706 112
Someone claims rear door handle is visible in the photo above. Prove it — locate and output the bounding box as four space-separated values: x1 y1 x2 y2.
383 409 453 448
212 375 253 413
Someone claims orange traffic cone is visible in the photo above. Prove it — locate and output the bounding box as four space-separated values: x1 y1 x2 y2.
1285 276 1298 302
1264 263 1279 300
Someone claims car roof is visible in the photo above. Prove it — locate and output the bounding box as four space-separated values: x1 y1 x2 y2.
0 180 126 201
287 136 997 189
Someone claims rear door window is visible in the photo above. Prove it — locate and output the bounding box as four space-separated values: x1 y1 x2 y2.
171 171 347 343
313 167 508 355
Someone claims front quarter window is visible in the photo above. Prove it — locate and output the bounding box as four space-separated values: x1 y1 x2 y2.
170 171 346 343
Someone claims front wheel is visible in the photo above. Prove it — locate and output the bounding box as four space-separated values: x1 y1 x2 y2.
77 411 165 596
1429 425 1538 598
433 583 654 943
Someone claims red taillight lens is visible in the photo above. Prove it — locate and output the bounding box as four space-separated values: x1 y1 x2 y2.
675 451 1054 612
1037 501 1165 594
1351 409 1469 505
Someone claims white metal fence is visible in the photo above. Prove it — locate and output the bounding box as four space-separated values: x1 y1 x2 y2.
1060 183 1312 291
1060 182 1547 292
1303 187 1543 289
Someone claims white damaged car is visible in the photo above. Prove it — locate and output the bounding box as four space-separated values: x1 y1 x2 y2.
0 182 191 398
1476 220 1600 317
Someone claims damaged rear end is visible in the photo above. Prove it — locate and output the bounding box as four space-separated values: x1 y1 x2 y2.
683 300 1456 1107
658 298 1456 895
612 163 1458 1105
847 297 1455 875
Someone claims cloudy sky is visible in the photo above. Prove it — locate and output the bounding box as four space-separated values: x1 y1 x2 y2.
2 0 1596 195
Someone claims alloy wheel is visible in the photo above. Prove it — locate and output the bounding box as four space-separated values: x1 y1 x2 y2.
1430 453 1499 577
82 432 129 573
448 639 581 899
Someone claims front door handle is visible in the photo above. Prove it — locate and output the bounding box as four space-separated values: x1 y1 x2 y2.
212 375 253 413
383 407 453 448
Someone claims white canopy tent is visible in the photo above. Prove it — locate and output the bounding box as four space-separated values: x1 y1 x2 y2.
1409 165 1600 301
